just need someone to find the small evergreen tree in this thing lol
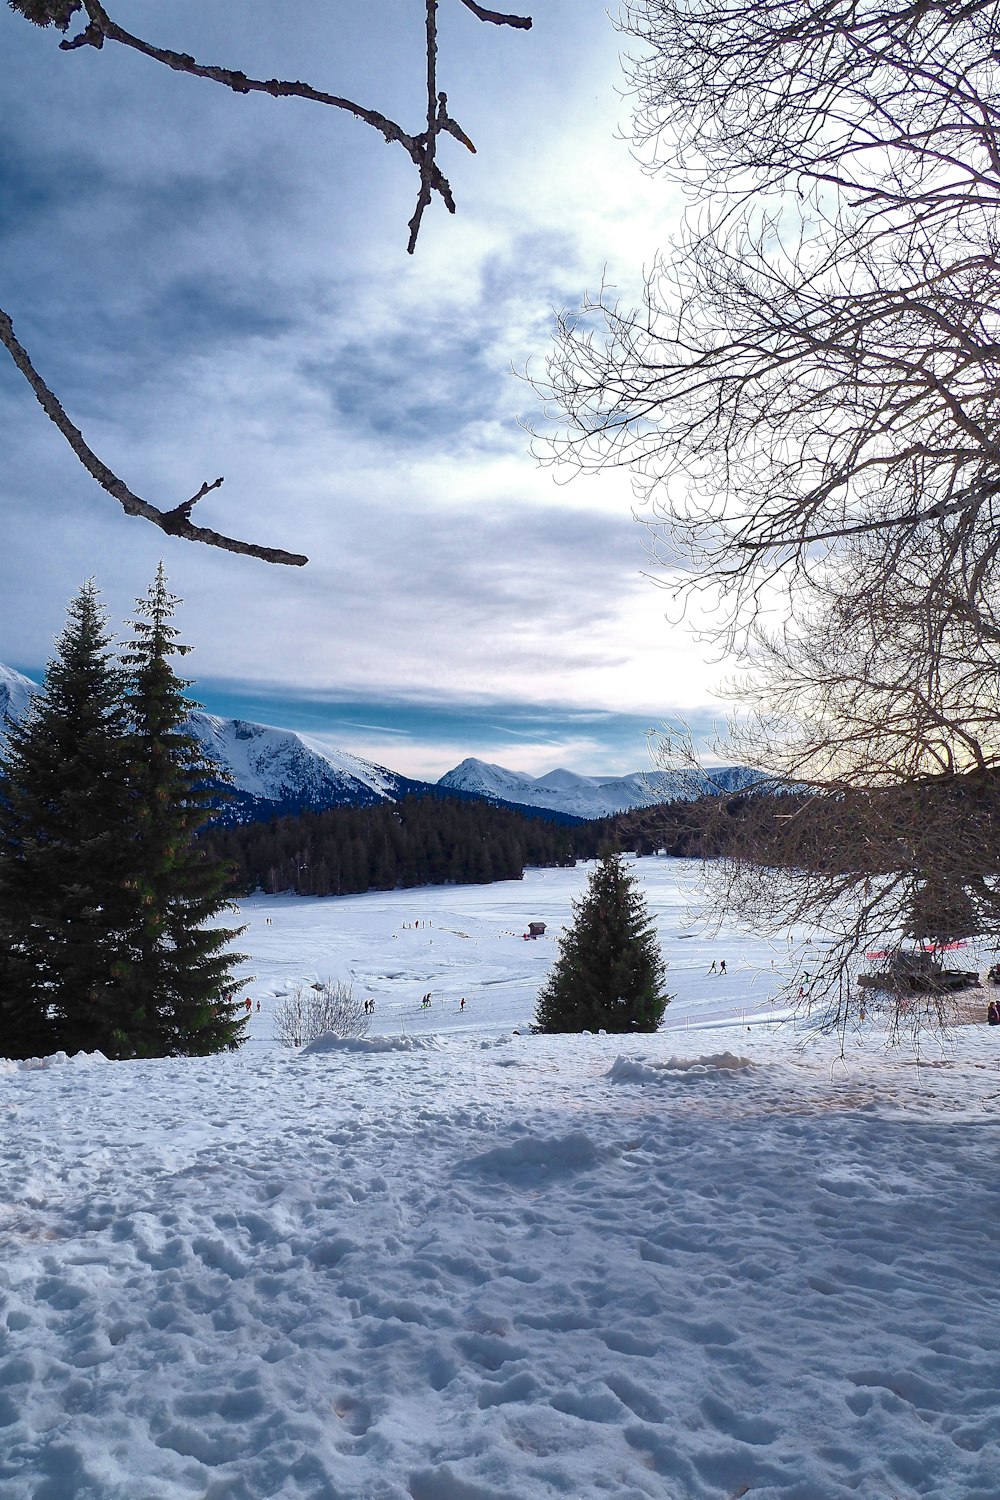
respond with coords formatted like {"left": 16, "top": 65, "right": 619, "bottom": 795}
{"left": 534, "top": 854, "right": 671, "bottom": 1033}
{"left": 0, "top": 581, "right": 133, "bottom": 1057}
{"left": 118, "top": 564, "right": 247, "bottom": 1055}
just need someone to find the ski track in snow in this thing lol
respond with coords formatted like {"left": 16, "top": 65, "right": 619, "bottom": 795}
{"left": 3, "top": 857, "right": 1000, "bottom": 1499}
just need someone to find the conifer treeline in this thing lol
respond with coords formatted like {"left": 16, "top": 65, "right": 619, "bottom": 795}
{"left": 201, "top": 794, "right": 613, "bottom": 897}
{"left": 606, "top": 801, "right": 704, "bottom": 859}
{"left": 198, "top": 786, "right": 754, "bottom": 901}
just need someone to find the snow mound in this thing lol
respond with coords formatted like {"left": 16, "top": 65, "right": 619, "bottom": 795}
{"left": 608, "top": 1052, "right": 754, "bottom": 1084}
{"left": 459, "top": 1130, "right": 609, "bottom": 1180}
{"left": 3, "top": 1050, "right": 109, "bottom": 1072}
{"left": 300, "top": 1033, "right": 442, "bottom": 1056}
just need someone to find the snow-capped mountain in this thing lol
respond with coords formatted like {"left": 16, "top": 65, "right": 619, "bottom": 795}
{"left": 1, "top": 664, "right": 763, "bottom": 824}
{"left": 437, "top": 757, "right": 763, "bottom": 820}
{"left": 0, "top": 664, "right": 37, "bottom": 734}
{"left": 183, "top": 712, "right": 428, "bottom": 818}
{"left": 0, "top": 666, "right": 428, "bottom": 820}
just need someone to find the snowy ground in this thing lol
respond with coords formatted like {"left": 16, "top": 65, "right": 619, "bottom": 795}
{"left": 3, "top": 857, "right": 1000, "bottom": 1499}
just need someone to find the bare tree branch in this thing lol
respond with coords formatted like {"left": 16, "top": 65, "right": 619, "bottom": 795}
{"left": 535, "top": 0, "right": 1000, "bottom": 641}
{"left": 2, "top": 0, "right": 533, "bottom": 561}
{"left": 458, "top": 0, "right": 533, "bottom": 27}
{"left": 62, "top": 0, "right": 462, "bottom": 236}
{"left": 408, "top": 1, "right": 445, "bottom": 254}
{"left": 734, "top": 479, "right": 1000, "bottom": 550}
{"left": 0, "top": 308, "right": 309, "bottom": 566}
{"left": 56, "top": 0, "right": 530, "bottom": 254}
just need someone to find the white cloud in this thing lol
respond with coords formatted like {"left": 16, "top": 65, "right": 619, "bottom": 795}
{"left": 0, "top": 0, "right": 726, "bottom": 772}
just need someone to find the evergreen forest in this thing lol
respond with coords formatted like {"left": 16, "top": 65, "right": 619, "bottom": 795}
{"left": 0, "top": 573, "right": 246, "bottom": 1061}
{"left": 200, "top": 793, "right": 613, "bottom": 898}
{"left": 198, "top": 784, "right": 797, "bottom": 903}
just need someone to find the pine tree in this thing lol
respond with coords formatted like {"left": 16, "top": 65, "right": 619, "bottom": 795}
{"left": 0, "top": 581, "right": 133, "bottom": 1057}
{"left": 117, "top": 564, "right": 246, "bottom": 1056}
{"left": 534, "top": 854, "right": 671, "bottom": 1034}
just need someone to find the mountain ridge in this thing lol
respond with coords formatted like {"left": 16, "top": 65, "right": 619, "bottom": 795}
{"left": 437, "top": 755, "right": 764, "bottom": 821}
{"left": 0, "top": 665, "right": 762, "bottom": 823}
{"left": 0, "top": 665, "right": 433, "bottom": 821}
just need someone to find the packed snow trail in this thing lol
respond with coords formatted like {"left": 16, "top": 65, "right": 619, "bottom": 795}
{"left": 5, "top": 1035, "right": 1000, "bottom": 1498}
{"left": 3, "top": 859, "right": 1000, "bottom": 1498}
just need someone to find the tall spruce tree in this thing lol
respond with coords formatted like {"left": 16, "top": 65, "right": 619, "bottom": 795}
{"left": 118, "top": 564, "right": 246, "bottom": 1056}
{"left": 534, "top": 854, "right": 671, "bottom": 1034}
{"left": 0, "top": 581, "right": 133, "bottom": 1057}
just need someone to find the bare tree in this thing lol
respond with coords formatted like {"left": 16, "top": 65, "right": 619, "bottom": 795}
{"left": 653, "top": 545, "right": 1000, "bottom": 1039}
{"left": 3, "top": 0, "right": 532, "bottom": 564}
{"left": 274, "top": 979, "right": 369, "bottom": 1048}
{"left": 536, "top": 0, "right": 1000, "bottom": 650}
{"left": 722, "top": 537, "right": 1000, "bottom": 787}
{"left": 533, "top": 0, "right": 1000, "bottom": 1036}
{"left": 685, "top": 769, "right": 1000, "bottom": 1045}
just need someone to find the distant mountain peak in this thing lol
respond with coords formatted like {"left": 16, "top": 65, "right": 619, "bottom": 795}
{"left": 0, "top": 664, "right": 39, "bottom": 741}
{"left": 1, "top": 667, "right": 763, "bottom": 825}
{"left": 0, "top": 665, "right": 429, "bottom": 822}
{"left": 438, "top": 755, "right": 763, "bottom": 818}
{"left": 534, "top": 768, "right": 594, "bottom": 790}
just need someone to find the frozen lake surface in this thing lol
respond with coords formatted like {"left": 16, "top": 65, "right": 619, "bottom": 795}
{"left": 3, "top": 857, "right": 1000, "bottom": 1499}
{"left": 232, "top": 855, "right": 814, "bottom": 1043}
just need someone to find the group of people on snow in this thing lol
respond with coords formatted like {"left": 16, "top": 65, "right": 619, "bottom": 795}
{"left": 418, "top": 992, "right": 466, "bottom": 1011}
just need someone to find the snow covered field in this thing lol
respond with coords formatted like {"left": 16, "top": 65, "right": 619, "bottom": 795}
{"left": 3, "top": 857, "right": 1000, "bottom": 1499}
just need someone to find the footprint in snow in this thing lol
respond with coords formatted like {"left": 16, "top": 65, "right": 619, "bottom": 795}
{"left": 333, "top": 1393, "right": 372, "bottom": 1435}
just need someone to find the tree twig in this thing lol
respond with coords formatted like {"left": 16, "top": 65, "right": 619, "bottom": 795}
{"left": 7, "top": 0, "right": 533, "bottom": 560}
{"left": 0, "top": 308, "right": 308, "bottom": 566}
{"left": 457, "top": 0, "right": 532, "bottom": 27}
{"left": 59, "top": 0, "right": 532, "bottom": 251}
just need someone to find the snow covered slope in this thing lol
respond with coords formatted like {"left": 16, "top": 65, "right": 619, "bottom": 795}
{"left": 183, "top": 711, "right": 427, "bottom": 817}
{"left": 438, "top": 755, "right": 762, "bottom": 818}
{"left": 3, "top": 860, "right": 999, "bottom": 1500}
{"left": 0, "top": 663, "right": 38, "bottom": 740}
{"left": 0, "top": 664, "right": 427, "bottom": 819}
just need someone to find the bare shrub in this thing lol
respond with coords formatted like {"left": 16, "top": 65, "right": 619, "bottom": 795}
{"left": 274, "top": 980, "right": 369, "bottom": 1049}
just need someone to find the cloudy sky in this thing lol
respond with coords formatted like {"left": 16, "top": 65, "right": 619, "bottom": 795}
{"left": 0, "top": 0, "right": 734, "bottom": 779}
